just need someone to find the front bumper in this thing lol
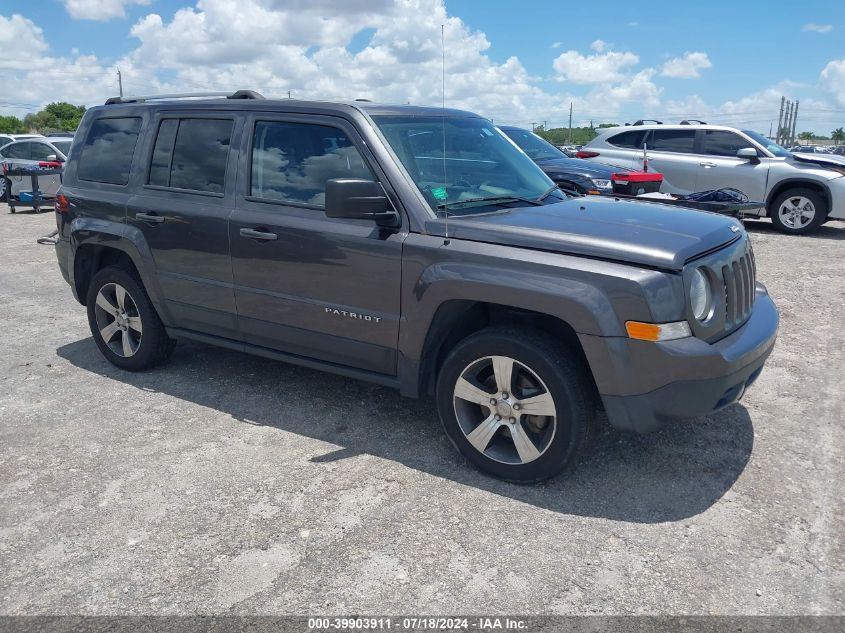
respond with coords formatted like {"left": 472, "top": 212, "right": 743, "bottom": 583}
{"left": 581, "top": 282, "right": 779, "bottom": 433}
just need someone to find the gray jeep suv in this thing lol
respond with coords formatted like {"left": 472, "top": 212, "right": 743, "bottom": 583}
{"left": 53, "top": 91, "right": 779, "bottom": 481}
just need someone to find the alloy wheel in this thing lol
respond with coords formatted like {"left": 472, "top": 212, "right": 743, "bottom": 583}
{"left": 452, "top": 355, "right": 557, "bottom": 465}
{"left": 93, "top": 282, "right": 143, "bottom": 357}
{"left": 777, "top": 196, "right": 816, "bottom": 230}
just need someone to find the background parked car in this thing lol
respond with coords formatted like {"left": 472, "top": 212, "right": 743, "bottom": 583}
{"left": 0, "top": 133, "right": 42, "bottom": 148}
{"left": 789, "top": 145, "right": 830, "bottom": 154}
{"left": 581, "top": 122, "right": 845, "bottom": 234}
{"left": 0, "top": 136, "right": 72, "bottom": 202}
{"left": 499, "top": 126, "right": 625, "bottom": 195}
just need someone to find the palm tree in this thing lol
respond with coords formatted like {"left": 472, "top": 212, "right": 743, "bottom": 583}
{"left": 797, "top": 131, "right": 815, "bottom": 141}
{"left": 832, "top": 127, "right": 845, "bottom": 146}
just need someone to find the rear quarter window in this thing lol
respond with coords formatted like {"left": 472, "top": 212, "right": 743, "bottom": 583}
{"left": 77, "top": 117, "right": 142, "bottom": 185}
{"left": 607, "top": 130, "right": 647, "bottom": 149}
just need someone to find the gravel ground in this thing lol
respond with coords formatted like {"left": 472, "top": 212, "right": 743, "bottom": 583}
{"left": 0, "top": 204, "right": 843, "bottom": 616}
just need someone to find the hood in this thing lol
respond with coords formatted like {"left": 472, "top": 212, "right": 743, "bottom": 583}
{"left": 429, "top": 196, "right": 743, "bottom": 270}
{"left": 791, "top": 152, "right": 845, "bottom": 173}
{"left": 535, "top": 157, "right": 628, "bottom": 180}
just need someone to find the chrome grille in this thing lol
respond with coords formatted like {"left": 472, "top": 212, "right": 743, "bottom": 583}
{"left": 722, "top": 248, "right": 756, "bottom": 327}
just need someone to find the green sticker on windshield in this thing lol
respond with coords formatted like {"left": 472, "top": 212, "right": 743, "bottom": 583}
{"left": 431, "top": 187, "right": 447, "bottom": 201}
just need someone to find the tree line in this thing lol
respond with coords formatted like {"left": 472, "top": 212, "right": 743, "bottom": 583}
{"left": 0, "top": 102, "right": 86, "bottom": 135}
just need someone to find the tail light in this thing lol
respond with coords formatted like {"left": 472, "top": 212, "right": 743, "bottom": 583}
{"left": 576, "top": 150, "right": 600, "bottom": 159}
{"left": 55, "top": 194, "right": 70, "bottom": 214}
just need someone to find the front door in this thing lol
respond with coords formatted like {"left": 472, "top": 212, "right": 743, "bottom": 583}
{"left": 126, "top": 114, "right": 242, "bottom": 338}
{"left": 229, "top": 115, "right": 404, "bottom": 375}
{"left": 694, "top": 130, "right": 770, "bottom": 204}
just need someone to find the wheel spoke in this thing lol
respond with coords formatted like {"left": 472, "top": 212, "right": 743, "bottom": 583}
{"left": 121, "top": 330, "right": 134, "bottom": 356}
{"left": 127, "top": 316, "right": 143, "bottom": 334}
{"left": 95, "top": 291, "right": 118, "bottom": 315}
{"left": 510, "top": 421, "right": 541, "bottom": 463}
{"left": 454, "top": 377, "right": 493, "bottom": 406}
{"left": 518, "top": 392, "right": 555, "bottom": 417}
{"left": 492, "top": 356, "right": 514, "bottom": 394}
{"left": 466, "top": 414, "right": 501, "bottom": 454}
{"left": 100, "top": 320, "right": 120, "bottom": 343}
{"left": 115, "top": 285, "right": 127, "bottom": 311}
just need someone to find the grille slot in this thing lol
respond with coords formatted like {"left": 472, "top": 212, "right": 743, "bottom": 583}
{"left": 722, "top": 250, "right": 756, "bottom": 327}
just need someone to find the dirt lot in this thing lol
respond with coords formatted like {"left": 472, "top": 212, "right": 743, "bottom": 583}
{"left": 0, "top": 204, "right": 843, "bottom": 615}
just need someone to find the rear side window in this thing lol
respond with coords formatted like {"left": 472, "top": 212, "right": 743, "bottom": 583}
{"left": 3, "top": 143, "right": 30, "bottom": 159}
{"left": 250, "top": 121, "right": 372, "bottom": 207}
{"left": 607, "top": 130, "right": 647, "bottom": 149}
{"left": 148, "top": 118, "right": 233, "bottom": 194}
{"left": 77, "top": 117, "right": 142, "bottom": 185}
{"left": 703, "top": 130, "right": 755, "bottom": 157}
{"left": 647, "top": 130, "right": 696, "bottom": 153}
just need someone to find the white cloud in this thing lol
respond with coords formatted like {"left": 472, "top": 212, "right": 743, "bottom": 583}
{"left": 802, "top": 23, "right": 832, "bottom": 33}
{"left": 820, "top": 59, "right": 845, "bottom": 106}
{"left": 551, "top": 41, "right": 562, "bottom": 49}
{"left": 64, "top": 0, "right": 151, "bottom": 21}
{"left": 660, "top": 52, "right": 712, "bottom": 79}
{"left": 0, "top": 14, "right": 48, "bottom": 69}
{"left": 590, "top": 39, "right": 607, "bottom": 52}
{"left": 552, "top": 49, "right": 639, "bottom": 84}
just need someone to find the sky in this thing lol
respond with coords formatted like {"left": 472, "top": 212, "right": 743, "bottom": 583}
{"left": 1, "top": 0, "right": 844, "bottom": 136}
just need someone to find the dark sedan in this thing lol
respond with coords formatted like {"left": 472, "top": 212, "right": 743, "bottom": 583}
{"left": 499, "top": 125, "right": 628, "bottom": 195}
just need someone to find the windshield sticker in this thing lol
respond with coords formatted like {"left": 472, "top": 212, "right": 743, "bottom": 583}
{"left": 431, "top": 187, "right": 447, "bottom": 200}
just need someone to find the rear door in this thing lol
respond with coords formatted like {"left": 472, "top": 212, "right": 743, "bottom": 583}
{"left": 642, "top": 129, "right": 701, "bottom": 193}
{"left": 229, "top": 114, "right": 404, "bottom": 375}
{"left": 29, "top": 141, "right": 62, "bottom": 196}
{"left": 693, "top": 130, "right": 769, "bottom": 202}
{"left": 125, "top": 113, "right": 242, "bottom": 339}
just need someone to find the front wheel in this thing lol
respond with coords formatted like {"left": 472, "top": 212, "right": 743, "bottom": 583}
{"left": 436, "top": 327, "right": 595, "bottom": 482}
{"left": 86, "top": 266, "right": 175, "bottom": 371}
{"left": 769, "top": 188, "right": 828, "bottom": 235}
{"left": 0, "top": 177, "right": 9, "bottom": 203}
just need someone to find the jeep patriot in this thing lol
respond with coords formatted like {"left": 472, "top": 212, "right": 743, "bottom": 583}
{"left": 53, "top": 91, "right": 779, "bottom": 481}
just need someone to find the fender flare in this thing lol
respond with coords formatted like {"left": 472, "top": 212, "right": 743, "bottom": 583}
{"left": 69, "top": 218, "right": 171, "bottom": 325}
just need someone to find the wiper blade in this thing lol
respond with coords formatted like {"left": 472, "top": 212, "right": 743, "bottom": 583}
{"left": 437, "top": 195, "right": 544, "bottom": 210}
{"left": 535, "top": 185, "right": 560, "bottom": 202}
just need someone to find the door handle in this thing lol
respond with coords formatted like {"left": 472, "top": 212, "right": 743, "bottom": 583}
{"left": 240, "top": 227, "right": 277, "bottom": 241}
{"left": 135, "top": 212, "right": 165, "bottom": 224}
{"left": 699, "top": 161, "right": 716, "bottom": 168}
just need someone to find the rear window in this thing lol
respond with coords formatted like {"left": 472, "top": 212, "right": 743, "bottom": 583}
{"left": 147, "top": 118, "right": 233, "bottom": 194}
{"left": 77, "top": 117, "right": 142, "bottom": 185}
{"left": 607, "top": 130, "right": 647, "bottom": 149}
{"left": 647, "top": 129, "right": 696, "bottom": 153}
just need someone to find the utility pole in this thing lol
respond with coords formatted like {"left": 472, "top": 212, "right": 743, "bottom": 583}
{"left": 776, "top": 96, "right": 785, "bottom": 143}
{"left": 531, "top": 122, "right": 537, "bottom": 132}
{"left": 568, "top": 102, "right": 573, "bottom": 144}
{"left": 768, "top": 122, "right": 772, "bottom": 138}
{"left": 117, "top": 68, "right": 123, "bottom": 97}
{"left": 791, "top": 100, "right": 799, "bottom": 145}
{"left": 544, "top": 120, "right": 547, "bottom": 132}
{"left": 288, "top": 90, "right": 291, "bottom": 99}
{"left": 783, "top": 101, "right": 792, "bottom": 145}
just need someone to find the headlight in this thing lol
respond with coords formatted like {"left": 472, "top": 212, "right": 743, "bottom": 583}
{"left": 690, "top": 268, "right": 713, "bottom": 322}
{"left": 590, "top": 178, "right": 612, "bottom": 190}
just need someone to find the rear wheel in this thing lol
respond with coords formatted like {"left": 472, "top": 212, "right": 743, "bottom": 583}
{"left": 769, "top": 188, "right": 827, "bottom": 235}
{"left": 86, "top": 266, "right": 175, "bottom": 371}
{"left": 0, "top": 177, "right": 8, "bottom": 203}
{"left": 436, "top": 327, "right": 595, "bottom": 482}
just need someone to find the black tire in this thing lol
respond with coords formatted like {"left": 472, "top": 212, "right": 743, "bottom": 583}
{"left": 86, "top": 265, "right": 175, "bottom": 371}
{"left": 0, "top": 177, "right": 9, "bottom": 203}
{"left": 769, "top": 187, "right": 828, "bottom": 235}
{"left": 436, "top": 326, "right": 595, "bottom": 483}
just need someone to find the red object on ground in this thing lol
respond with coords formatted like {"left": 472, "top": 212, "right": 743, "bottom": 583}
{"left": 611, "top": 171, "right": 663, "bottom": 195}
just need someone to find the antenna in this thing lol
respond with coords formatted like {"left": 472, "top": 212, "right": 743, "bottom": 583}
{"left": 441, "top": 23, "right": 449, "bottom": 243}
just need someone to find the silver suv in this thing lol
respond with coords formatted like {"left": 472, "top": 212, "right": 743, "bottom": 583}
{"left": 0, "top": 136, "right": 72, "bottom": 202}
{"left": 583, "top": 122, "right": 845, "bottom": 234}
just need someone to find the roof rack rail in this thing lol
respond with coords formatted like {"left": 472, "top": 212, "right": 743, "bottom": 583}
{"left": 632, "top": 119, "right": 663, "bottom": 126}
{"left": 680, "top": 119, "right": 707, "bottom": 125}
{"left": 104, "top": 90, "right": 265, "bottom": 105}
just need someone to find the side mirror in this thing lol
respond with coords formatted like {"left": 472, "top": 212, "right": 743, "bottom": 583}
{"left": 325, "top": 179, "right": 398, "bottom": 225}
{"left": 736, "top": 147, "right": 760, "bottom": 164}
{"left": 46, "top": 154, "right": 63, "bottom": 163}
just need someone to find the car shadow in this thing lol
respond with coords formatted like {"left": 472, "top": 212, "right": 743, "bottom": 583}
{"left": 742, "top": 217, "right": 845, "bottom": 240}
{"left": 56, "top": 338, "right": 755, "bottom": 524}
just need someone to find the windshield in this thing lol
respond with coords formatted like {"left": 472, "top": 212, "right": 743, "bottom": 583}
{"left": 742, "top": 130, "right": 791, "bottom": 157}
{"left": 373, "top": 115, "right": 555, "bottom": 215}
{"left": 52, "top": 141, "right": 72, "bottom": 157}
{"left": 500, "top": 127, "right": 565, "bottom": 161}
